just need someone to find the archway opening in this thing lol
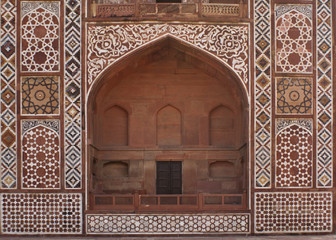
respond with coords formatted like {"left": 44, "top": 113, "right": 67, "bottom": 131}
{"left": 88, "top": 37, "right": 248, "bottom": 212}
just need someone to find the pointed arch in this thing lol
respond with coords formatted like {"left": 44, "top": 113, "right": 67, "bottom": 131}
{"left": 276, "top": 122, "right": 312, "bottom": 188}
{"left": 156, "top": 105, "right": 182, "bottom": 146}
{"left": 22, "top": 123, "right": 60, "bottom": 189}
{"left": 87, "top": 35, "right": 249, "bottom": 107}
{"left": 209, "top": 105, "right": 236, "bottom": 147}
{"left": 98, "top": 105, "right": 128, "bottom": 147}
{"left": 86, "top": 36, "right": 250, "bottom": 209}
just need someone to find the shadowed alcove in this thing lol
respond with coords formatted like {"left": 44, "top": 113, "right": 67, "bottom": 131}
{"left": 87, "top": 37, "right": 248, "bottom": 212}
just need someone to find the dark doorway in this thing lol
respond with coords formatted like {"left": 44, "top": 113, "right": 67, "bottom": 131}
{"left": 156, "top": 161, "right": 182, "bottom": 194}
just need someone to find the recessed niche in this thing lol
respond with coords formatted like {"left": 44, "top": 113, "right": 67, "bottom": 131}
{"left": 157, "top": 105, "right": 182, "bottom": 146}
{"left": 209, "top": 105, "right": 235, "bottom": 147}
{"left": 103, "top": 161, "right": 129, "bottom": 178}
{"left": 101, "top": 105, "right": 128, "bottom": 146}
{"left": 88, "top": 38, "right": 248, "bottom": 211}
{"left": 209, "top": 161, "right": 235, "bottom": 178}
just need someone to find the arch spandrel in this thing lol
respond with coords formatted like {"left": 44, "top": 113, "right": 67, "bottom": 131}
{"left": 86, "top": 23, "right": 249, "bottom": 95}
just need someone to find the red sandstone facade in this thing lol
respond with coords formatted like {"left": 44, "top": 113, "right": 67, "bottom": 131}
{"left": 0, "top": 0, "right": 335, "bottom": 236}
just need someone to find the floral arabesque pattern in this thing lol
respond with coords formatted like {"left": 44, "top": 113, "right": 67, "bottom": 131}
{"left": 87, "top": 24, "right": 249, "bottom": 91}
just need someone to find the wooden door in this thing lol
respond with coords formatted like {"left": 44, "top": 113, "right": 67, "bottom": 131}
{"left": 156, "top": 161, "right": 182, "bottom": 194}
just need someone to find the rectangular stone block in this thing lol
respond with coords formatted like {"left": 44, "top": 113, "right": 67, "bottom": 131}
{"left": 181, "top": 4, "right": 196, "bottom": 13}
{"left": 157, "top": 4, "right": 179, "bottom": 14}
{"left": 139, "top": 4, "right": 156, "bottom": 14}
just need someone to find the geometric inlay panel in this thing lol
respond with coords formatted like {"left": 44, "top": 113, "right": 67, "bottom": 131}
{"left": 64, "top": 0, "right": 82, "bottom": 189}
{"left": 21, "top": 120, "right": 60, "bottom": 189}
{"left": 21, "top": 2, "right": 60, "bottom": 72}
{"left": 254, "top": 0, "right": 272, "bottom": 188}
{"left": 255, "top": 192, "right": 332, "bottom": 233}
{"left": 276, "top": 119, "right": 313, "bottom": 188}
{"left": 276, "top": 78, "right": 312, "bottom": 114}
{"left": 1, "top": 193, "right": 82, "bottom": 234}
{"left": 87, "top": 23, "right": 249, "bottom": 91}
{"left": 21, "top": 76, "right": 59, "bottom": 115}
{"left": 275, "top": 5, "right": 313, "bottom": 73}
{"left": 0, "top": 0, "right": 17, "bottom": 188}
{"left": 316, "top": 0, "right": 333, "bottom": 187}
{"left": 87, "top": 214, "right": 250, "bottom": 234}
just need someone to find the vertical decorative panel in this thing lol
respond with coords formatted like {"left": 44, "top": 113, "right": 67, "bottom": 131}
{"left": 316, "top": 0, "right": 333, "bottom": 187}
{"left": 275, "top": 5, "right": 313, "bottom": 73}
{"left": 276, "top": 119, "right": 312, "bottom": 188}
{"left": 1, "top": 193, "right": 82, "bottom": 234}
{"left": 0, "top": 0, "right": 17, "bottom": 188}
{"left": 254, "top": 0, "right": 272, "bottom": 187}
{"left": 21, "top": 76, "right": 60, "bottom": 115}
{"left": 21, "top": 2, "right": 60, "bottom": 72}
{"left": 22, "top": 120, "right": 60, "bottom": 189}
{"left": 64, "top": 0, "right": 82, "bottom": 188}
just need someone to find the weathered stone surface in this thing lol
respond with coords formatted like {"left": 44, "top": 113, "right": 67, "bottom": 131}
{"left": 181, "top": 4, "right": 197, "bottom": 13}
{"left": 157, "top": 4, "right": 179, "bottom": 13}
{"left": 139, "top": 4, "right": 156, "bottom": 14}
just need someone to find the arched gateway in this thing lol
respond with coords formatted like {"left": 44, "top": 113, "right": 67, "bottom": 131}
{"left": 87, "top": 37, "right": 249, "bottom": 212}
